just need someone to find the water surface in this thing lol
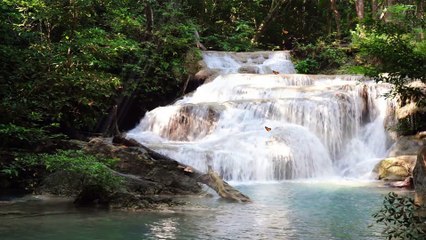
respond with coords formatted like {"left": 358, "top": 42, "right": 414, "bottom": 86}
{"left": 0, "top": 181, "right": 406, "bottom": 240}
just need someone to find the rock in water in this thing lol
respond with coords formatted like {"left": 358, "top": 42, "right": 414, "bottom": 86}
{"left": 85, "top": 137, "right": 202, "bottom": 195}
{"left": 83, "top": 137, "right": 251, "bottom": 206}
{"left": 373, "top": 155, "right": 417, "bottom": 181}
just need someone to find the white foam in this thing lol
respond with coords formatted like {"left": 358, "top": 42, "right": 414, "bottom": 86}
{"left": 127, "top": 52, "right": 395, "bottom": 181}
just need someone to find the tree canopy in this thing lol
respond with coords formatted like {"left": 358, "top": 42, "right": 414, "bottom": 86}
{"left": 0, "top": 0, "right": 424, "bottom": 143}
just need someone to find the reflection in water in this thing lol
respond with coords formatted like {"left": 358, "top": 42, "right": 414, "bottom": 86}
{"left": 146, "top": 218, "right": 179, "bottom": 239}
{"left": 0, "top": 182, "right": 408, "bottom": 240}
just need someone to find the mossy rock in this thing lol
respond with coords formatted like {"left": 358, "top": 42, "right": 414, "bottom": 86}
{"left": 373, "top": 155, "right": 417, "bottom": 181}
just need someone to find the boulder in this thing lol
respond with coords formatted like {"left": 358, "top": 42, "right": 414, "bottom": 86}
{"left": 84, "top": 138, "right": 202, "bottom": 195}
{"left": 193, "top": 69, "right": 219, "bottom": 83}
{"left": 373, "top": 155, "right": 417, "bottom": 181}
{"left": 84, "top": 137, "right": 251, "bottom": 203}
{"left": 396, "top": 81, "right": 426, "bottom": 119}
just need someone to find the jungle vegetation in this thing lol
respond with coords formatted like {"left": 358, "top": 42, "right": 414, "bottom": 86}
{"left": 0, "top": 0, "right": 424, "bottom": 207}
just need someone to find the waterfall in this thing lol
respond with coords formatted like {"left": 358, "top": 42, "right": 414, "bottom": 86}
{"left": 128, "top": 51, "right": 395, "bottom": 181}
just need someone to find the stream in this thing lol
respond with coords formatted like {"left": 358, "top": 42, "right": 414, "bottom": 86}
{"left": 1, "top": 181, "right": 408, "bottom": 240}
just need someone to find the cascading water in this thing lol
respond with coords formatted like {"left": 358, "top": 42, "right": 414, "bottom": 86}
{"left": 128, "top": 51, "right": 395, "bottom": 182}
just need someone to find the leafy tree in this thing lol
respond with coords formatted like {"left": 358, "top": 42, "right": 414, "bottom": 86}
{"left": 0, "top": 0, "right": 199, "bottom": 137}
{"left": 352, "top": 4, "right": 426, "bottom": 106}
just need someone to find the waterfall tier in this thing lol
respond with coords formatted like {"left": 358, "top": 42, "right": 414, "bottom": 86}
{"left": 128, "top": 51, "right": 395, "bottom": 181}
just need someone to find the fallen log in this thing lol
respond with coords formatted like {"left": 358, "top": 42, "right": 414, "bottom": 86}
{"left": 112, "top": 135, "right": 251, "bottom": 203}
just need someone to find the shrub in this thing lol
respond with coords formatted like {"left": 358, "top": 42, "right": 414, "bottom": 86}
{"left": 0, "top": 123, "right": 65, "bottom": 149}
{"left": 373, "top": 192, "right": 425, "bottom": 239}
{"left": 41, "top": 150, "right": 121, "bottom": 191}
{"left": 0, "top": 150, "right": 122, "bottom": 193}
{"left": 295, "top": 58, "right": 319, "bottom": 74}
{"left": 293, "top": 37, "right": 349, "bottom": 74}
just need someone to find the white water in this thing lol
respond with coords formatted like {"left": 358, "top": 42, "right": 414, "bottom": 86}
{"left": 128, "top": 51, "right": 395, "bottom": 182}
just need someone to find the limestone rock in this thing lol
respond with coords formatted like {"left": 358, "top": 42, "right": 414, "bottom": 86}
{"left": 396, "top": 102, "right": 426, "bottom": 120}
{"left": 193, "top": 69, "right": 219, "bottom": 83}
{"left": 84, "top": 138, "right": 202, "bottom": 195}
{"left": 238, "top": 65, "right": 260, "bottom": 74}
{"left": 414, "top": 144, "right": 426, "bottom": 206}
{"left": 373, "top": 155, "right": 417, "bottom": 181}
{"left": 387, "top": 136, "right": 423, "bottom": 157}
{"left": 385, "top": 176, "right": 413, "bottom": 188}
{"left": 79, "top": 137, "right": 251, "bottom": 206}
{"left": 396, "top": 81, "right": 426, "bottom": 119}
{"left": 417, "top": 131, "right": 426, "bottom": 139}
{"left": 413, "top": 143, "right": 426, "bottom": 232}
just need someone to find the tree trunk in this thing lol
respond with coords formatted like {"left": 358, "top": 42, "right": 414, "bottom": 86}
{"left": 417, "top": 0, "right": 424, "bottom": 40}
{"left": 418, "top": 0, "right": 425, "bottom": 19}
{"left": 371, "top": 0, "right": 378, "bottom": 20}
{"left": 102, "top": 105, "right": 120, "bottom": 137}
{"left": 252, "top": 0, "right": 288, "bottom": 44}
{"left": 355, "top": 0, "right": 365, "bottom": 20}
{"left": 381, "top": 0, "right": 394, "bottom": 21}
{"left": 194, "top": 30, "right": 206, "bottom": 50}
{"left": 330, "top": 0, "right": 341, "bottom": 37}
{"left": 144, "top": 2, "right": 154, "bottom": 40}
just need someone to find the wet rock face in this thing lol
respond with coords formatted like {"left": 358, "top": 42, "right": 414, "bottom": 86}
{"left": 192, "top": 69, "right": 219, "bottom": 85}
{"left": 388, "top": 136, "right": 423, "bottom": 157}
{"left": 238, "top": 65, "right": 260, "bottom": 74}
{"left": 84, "top": 138, "right": 202, "bottom": 196}
{"left": 164, "top": 105, "right": 220, "bottom": 141}
{"left": 65, "top": 138, "right": 204, "bottom": 209}
{"left": 414, "top": 144, "right": 426, "bottom": 206}
{"left": 373, "top": 155, "right": 417, "bottom": 181}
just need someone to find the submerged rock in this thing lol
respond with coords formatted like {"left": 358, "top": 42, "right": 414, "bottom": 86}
{"left": 73, "top": 185, "right": 181, "bottom": 210}
{"left": 385, "top": 176, "right": 413, "bottom": 189}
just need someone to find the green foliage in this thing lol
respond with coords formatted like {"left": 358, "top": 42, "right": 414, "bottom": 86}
{"left": 1, "top": 150, "right": 122, "bottom": 192}
{"left": 373, "top": 192, "right": 425, "bottom": 240}
{"left": 0, "top": 124, "right": 45, "bottom": 147}
{"left": 339, "top": 65, "right": 375, "bottom": 75}
{"left": 293, "top": 37, "right": 349, "bottom": 74}
{"left": 0, "top": 123, "right": 65, "bottom": 149}
{"left": 295, "top": 59, "right": 319, "bottom": 74}
{"left": 0, "top": 0, "right": 199, "bottom": 135}
{"left": 395, "top": 112, "right": 426, "bottom": 136}
{"left": 0, "top": 0, "right": 423, "bottom": 139}
{"left": 40, "top": 150, "right": 121, "bottom": 191}
{"left": 352, "top": 7, "right": 426, "bottom": 133}
{"left": 203, "top": 20, "right": 256, "bottom": 51}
